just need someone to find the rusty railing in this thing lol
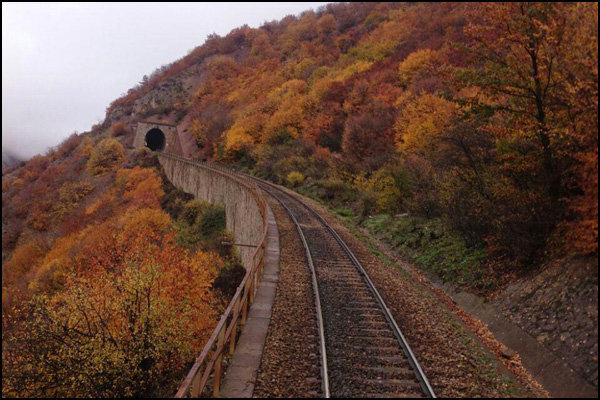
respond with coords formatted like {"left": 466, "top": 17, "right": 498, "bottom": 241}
{"left": 158, "top": 153, "right": 268, "bottom": 398}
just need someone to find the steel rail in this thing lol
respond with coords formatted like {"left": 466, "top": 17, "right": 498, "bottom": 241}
{"left": 251, "top": 176, "right": 436, "bottom": 398}
{"left": 260, "top": 187, "right": 331, "bottom": 398}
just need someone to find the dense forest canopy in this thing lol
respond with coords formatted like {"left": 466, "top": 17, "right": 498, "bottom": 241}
{"left": 106, "top": 1, "right": 596, "bottom": 263}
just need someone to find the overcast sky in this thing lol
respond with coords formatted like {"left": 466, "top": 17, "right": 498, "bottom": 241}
{"left": 2, "top": 2, "right": 329, "bottom": 159}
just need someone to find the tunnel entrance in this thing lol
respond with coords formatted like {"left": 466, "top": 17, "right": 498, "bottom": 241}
{"left": 145, "top": 128, "right": 166, "bottom": 151}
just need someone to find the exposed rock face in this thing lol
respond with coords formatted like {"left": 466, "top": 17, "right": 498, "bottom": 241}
{"left": 132, "top": 75, "right": 188, "bottom": 117}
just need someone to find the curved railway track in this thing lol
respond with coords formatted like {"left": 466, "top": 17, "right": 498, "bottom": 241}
{"left": 251, "top": 176, "right": 436, "bottom": 398}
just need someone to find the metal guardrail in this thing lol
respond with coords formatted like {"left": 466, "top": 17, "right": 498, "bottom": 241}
{"left": 157, "top": 153, "right": 269, "bottom": 398}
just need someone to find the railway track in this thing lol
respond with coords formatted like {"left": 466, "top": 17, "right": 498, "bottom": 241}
{"left": 252, "top": 177, "right": 436, "bottom": 398}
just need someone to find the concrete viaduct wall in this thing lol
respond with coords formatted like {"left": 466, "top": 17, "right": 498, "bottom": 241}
{"left": 158, "top": 153, "right": 265, "bottom": 270}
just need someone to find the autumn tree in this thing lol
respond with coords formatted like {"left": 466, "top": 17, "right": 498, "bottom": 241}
{"left": 87, "top": 138, "right": 125, "bottom": 176}
{"left": 3, "top": 232, "right": 221, "bottom": 397}
{"left": 342, "top": 99, "right": 395, "bottom": 173}
{"left": 459, "top": 2, "right": 598, "bottom": 255}
{"left": 109, "top": 121, "right": 130, "bottom": 137}
{"left": 3, "top": 167, "right": 225, "bottom": 397}
{"left": 462, "top": 3, "right": 573, "bottom": 200}
{"left": 558, "top": 2, "right": 598, "bottom": 254}
{"left": 2, "top": 241, "right": 45, "bottom": 312}
{"left": 116, "top": 166, "right": 165, "bottom": 208}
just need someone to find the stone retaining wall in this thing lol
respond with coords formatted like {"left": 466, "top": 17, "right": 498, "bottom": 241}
{"left": 158, "top": 154, "right": 264, "bottom": 269}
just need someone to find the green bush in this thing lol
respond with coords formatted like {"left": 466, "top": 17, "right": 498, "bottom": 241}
{"left": 273, "top": 155, "right": 309, "bottom": 183}
{"left": 362, "top": 214, "right": 493, "bottom": 291}
{"left": 201, "top": 206, "right": 226, "bottom": 238}
{"left": 266, "top": 129, "right": 294, "bottom": 146}
{"left": 159, "top": 179, "right": 194, "bottom": 221}
{"left": 173, "top": 200, "right": 225, "bottom": 251}
{"left": 313, "top": 177, "right": 356, "bottom": 204}
{"left": 180, "top": 200, "right": 210, "bottom": 226}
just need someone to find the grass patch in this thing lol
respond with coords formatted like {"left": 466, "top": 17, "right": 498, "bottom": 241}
{"left": 333, "top": 205, "right": 355, "bottom": 222}
{"left": 361, "top": 214, "right": 495, "bottom": 291}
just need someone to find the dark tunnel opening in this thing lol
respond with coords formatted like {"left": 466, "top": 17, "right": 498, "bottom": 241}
{"left": 145, "top": 128, "right": 166, "bottom": 151}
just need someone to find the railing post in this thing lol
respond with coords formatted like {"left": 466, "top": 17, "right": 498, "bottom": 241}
{"left": 229, "top": 298, "right": 240, "bottom": 356}
{"left": 190, "top": 367, "right": 201, "bottom": 398}
{"left": 229, "top": 321, "right": 238, "bottom": 357}
{"left": 253, "top": 273, "right": 258, "bottom": 300}
{"left": 241, "top": 293, "right": 248, "bottom": 326}
{"left": 213, "top": 327, "right": 225, "bottom": 397}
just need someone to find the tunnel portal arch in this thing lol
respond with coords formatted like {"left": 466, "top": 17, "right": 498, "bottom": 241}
{"left": 145, "top": 128, "right": 166, "bottom": 151}
{"left": 134, "top": 121, "right": 185, "bottom": 155}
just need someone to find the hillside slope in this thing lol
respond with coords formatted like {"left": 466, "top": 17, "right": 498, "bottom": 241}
{"left": 100, "top": 1, "right": 600, "bottom": 390}
{"left": 2, "top": 140, "right": 240, "bottom": 396}
{"left": 102, "top": 2, "right": 596, "bottom": 279}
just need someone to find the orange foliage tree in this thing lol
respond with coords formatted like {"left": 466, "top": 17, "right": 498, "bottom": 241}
{"left": 459, "top": 2, "right": 598, "bottom": 255}
{"left": 3, "top": 165, "right": 224, "bottom": 397}
{"left": 3, "top": 228, "right": 221, "bottom": 397}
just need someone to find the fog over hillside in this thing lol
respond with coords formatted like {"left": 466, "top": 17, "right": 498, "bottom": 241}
{"left": 2, "top": 149, "right": 22, "bottom": 169}
{"left": 1, "top": 2, "right": 329, "bottom": 160}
